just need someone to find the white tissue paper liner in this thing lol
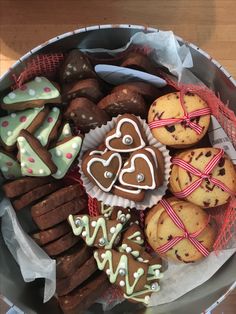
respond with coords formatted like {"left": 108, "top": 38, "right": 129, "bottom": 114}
{"left": 79, "top": 116, "right": 171, "bottom": 210}
{"left": 0, "top": 198, "right": 55, "bottom": 302}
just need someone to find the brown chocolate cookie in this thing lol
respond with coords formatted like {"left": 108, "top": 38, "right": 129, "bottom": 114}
{"left": 31, "top": 222, "right": 71, "bottom": 246}
{"left": 63, "top": 78, "right": 104, "bottom": 103}
{"left": 56, "top": 256, "right": 97, "bottom": 296}
{"left": 98, "top": 90, "right": 147, "bottom": 118}
{"left": 56, "top": 243, "right": 92, "bottom": 279}
{"left": 64, "top": 97, "right": 110, "bottom": 133}
{"left": 31, "top": 184, "right": 84, "bottom": 217}
{"left": 32, "top": 197, "right": 87, "bottom": 230}
{"left": 60, "top": 50, "right": 96, "bottom": 84}
{"left": 12, "top": 180, "right": 63, "bottom": 211}
{"left": 2, "top": 176, "right": 54, "bottom": 198}
{"left": 43, "top": 232, "right": 80, "bottom": 256}
{"left": 58, "top": 272, "right": 110, "bottom": 314}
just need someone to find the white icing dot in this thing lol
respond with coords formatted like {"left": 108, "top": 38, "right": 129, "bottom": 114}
{"left": 67, "top": 64, "right": 72, "bottom": 69}
{"left": 66, "top": 71, "right": 70, "bottom": 76}
{"left": 55, "top": 149, "right": 62, "bottom": 157}
{"left": 81, "top": 114, "right": 86, "bottom": 119}
{"left": 7, "top": 131, "right": 12, "bottom": 136}
{"left": 1, "top": 166, "right": 8, "bottom": 172}
{"left": 39, "top": 169, "right": 44, "bottom": 174}
{"left": 110, "top": 227, "right": 116, "bottom": 234}
{"left": 101, "top": 253, "right": 106, "bottom": 259}
{"left": 89, "top": 116, "right": 93, "bottom": 120}
{"left": 21, "top": 162, "right": 26, "bottom": 167}
{"left": 137, "top": 257, "right": 144, "bottom": 262}
{"left": 52, "top": 107, "right": 59, "bottom": 112}
{"left": 72, "top": 143, "right": 78, "bottom": 149}
{"left": 11, "top": 113, "right": 16, "bottom": 118}
{"left": 91, "top": 221, "right": 97, "bottom": 227}
{"left": 73, "top": 66, "right": 77, "bottom": 72}
{"left": 28, "top": 89, "right": 36, "bottom": 96}
{"left": 106, "top": 269, "right": 111, "bottom": 275}
{"left": 56, "top": 170, "right": 62, "bottom": 176}
{"left": 8, "top": 92, "right": 16, "bottom": 99}
{"left": 119, "top": 280, "right": 125, "bottom": 287}
{"left": 21, "top": 148, "right": 26, "bottom": 154}
{"left": 82, "top": 231, "right": 87, "bottom": 237}
{"left": 126, "top": 247, "right": 132, "bottom": 253}
{"left": 133, "top": 272, "right": 139, "bottom": 279}
{"left": 37, "top": 135, "right": 42, "bottom": 140}
{"left": 35, "top": 77, "right": 42, "bottom": 83}
{"left": 136, "top": 237, "right": 141, "bottom": 241}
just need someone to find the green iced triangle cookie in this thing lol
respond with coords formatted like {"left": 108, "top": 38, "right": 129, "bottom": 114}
{"left": 34, "top": 107, "right": 60, "bottom": 146}
{"left": 0, "top": 107, "right": 44, "bottom": 146}
{"left": 3, "top": 77, "right": 60, "bottom": 105}
{"left": 0, "top": 151, "right": 22, "bottom": 179}
{"left": 58, "top": 123, "right": 72, "bottom": 141}
{"left": 17, "top": 136, "right": 52, "bottom": 176}
{"left": 50, "top": 136, "right": 82, "bottom": 179}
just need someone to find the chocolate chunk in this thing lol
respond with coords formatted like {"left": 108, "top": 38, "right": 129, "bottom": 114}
{"left": 218, "top": 168, "right": 225, "bottom": 176}
{"left": 215, "top": 199, "right": 219, "bottom": 206}
{"left": 185, "top": 253, "right": 189, "bottom": 257}
{"left": 187, "top": 171, "right": 192, "bottom": 182}
{"left": 165, "top": 125, "right": 176, "bottom": 133}
{"left": 205, "top": 184, "right": 215, "bottom": 191}
{"left": 205, "top": 151, "right": 212, "bottom": 157}
{"left": 218, "top": 157, "right": 225, "bottom": 167}
{"left": 167, "top": 235, "right": 173, "bottom": 241}
{"left": 175, "top": 249, "right": 183, "bottom": 261}
{"left": 195, "top": 152, "right": 203, "bottom": 160}
{"left": 186, "top": 92, "right": 195, "bottom": 97}
{"left": 203, "top": 201, "right": 210, "bottom": 207}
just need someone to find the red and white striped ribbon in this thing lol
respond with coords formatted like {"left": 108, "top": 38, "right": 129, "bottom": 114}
{"left": 156, "top": 199, "right": 210, "bottom": 257}
{"left": 172, "top": 149, "right": 236, "bottom": 198}
{"left": 148, "top": 89, "right": 211, "bottom": 134}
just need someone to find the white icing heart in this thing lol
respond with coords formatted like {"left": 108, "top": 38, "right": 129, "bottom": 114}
{"left": 119, "top": 153, "right": 156, "bottom": 190}
{"left": 145, "top": 147, "right": 158, "bottom": 168}
{"left": 87, "top": 153, "right": 122, "bottom": 192}
{"left": 105, "top": 118, "right": 146, "bottom": 152}
{"left": 89, "top": 147, "right": 108, "bottom": 156}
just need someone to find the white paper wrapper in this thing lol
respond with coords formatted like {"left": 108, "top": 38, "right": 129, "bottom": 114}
{"left": 79, "top": 116, "right": 171, "bottom": 210}
{"left": 0, "top": 198, "right": 55, "bottom": 303}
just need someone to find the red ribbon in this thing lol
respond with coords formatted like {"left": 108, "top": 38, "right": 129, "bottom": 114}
{"left": 172, "top": 149, "right": 236, "bottom": 198}
{"left": 148, "top": 90, "right": 211, "bottom": 135}
{"left": 156, "top": 199, "right": 210, "bottom": 257}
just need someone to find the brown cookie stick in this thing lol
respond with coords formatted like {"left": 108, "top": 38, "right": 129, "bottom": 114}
{"left": 43, "top": 232, "right": 80, "bottom": 256}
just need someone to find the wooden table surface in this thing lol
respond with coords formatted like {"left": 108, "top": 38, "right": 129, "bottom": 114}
{"left": 0, "top": 0, "right": 235, "bottom": 313}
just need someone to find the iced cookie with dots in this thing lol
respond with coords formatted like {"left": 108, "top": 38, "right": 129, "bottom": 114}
{"left": 0, "top": 107, "right": 48, "bottom": 151}
{"left": 119, "top": 225, "right": 145, "bottom": 259}
{"left": 58, "top": 123, "right": 73, "bottom": 142}
{"left": 60, "top": 50, "right": 96, "bottom": 84}
{"left": 97, "top": 89, "right": 147, "bottom": 118}
{"left": 0, "top": 150, "right": 21, "bottom": 180}
{"left": 50, "top": 135, "right": 83, "bottom": 179}
{"left": 17, "top": 130, "right": 57, "bottom": 177}
{"left": 34, "top": 107, "right": 61, "bottom": 147}
{"left": 64, "top": 97, "right": 110, "bottom": 133}
{"left": 94, "top": 249, "right": 162, "bottom": 304}
{"left": 2, "top": 77, "right": 60, "bottom": 111}
{"left": 105, "top": 114, "right": 148, "bottom": 153}
{"left": 119, "top": 149, "right": 158, "bottom": 190}
{"left": 82, "top": 151, "right": 122, "bottom": 192}
{"left": 68, "top": 214, "right": 123, "bottom": 249}
{"left": 148, "top": 92, "right": 210, "bottom": 148}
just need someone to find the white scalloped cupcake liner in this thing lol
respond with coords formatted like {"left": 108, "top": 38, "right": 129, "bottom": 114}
{"left": 78, "top": 116, "right": 171, "bottom": 210}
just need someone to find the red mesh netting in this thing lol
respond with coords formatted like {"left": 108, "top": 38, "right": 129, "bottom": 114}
{"left": 9, "top": 51, "right": 236, "bottom": 253}
{"left": 12, "top": 53, "right": 64, "bottom": 89}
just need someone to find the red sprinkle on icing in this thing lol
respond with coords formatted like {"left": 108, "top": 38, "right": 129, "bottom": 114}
{"left": 20, "top": 116, "right": 27, "bottom": 122}
{"left": 66, "top": 153, "right": 73, "bottom": 159}
{"left": 28, "top": 157, "right": 35, "bottom": 163}
{"left": 6, "top": 162, "right": 13, "bottom": 167}
{"left": 20, "top": 85, "right": 27, "bottom": 91}
{"left": 27, "top": 168, "right": 33, "bottom": 174}
{"left": 47, "top": 117, "right": 53, "bottom": 123}
{"left": 1, "top": 121, "right": 9, "bottom": 127}
{"left": 44, "top": 87, "right": 51, "bottom": 93}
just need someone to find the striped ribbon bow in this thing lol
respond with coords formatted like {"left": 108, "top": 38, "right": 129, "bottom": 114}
{"left": 148, "top": 90, "right": 211, "bottom": 135}
{"left": 156, "top": 199, "right": 210, "bottom": 257}
{"left": 172, "top": 149, "right": 235, "bottom": 199}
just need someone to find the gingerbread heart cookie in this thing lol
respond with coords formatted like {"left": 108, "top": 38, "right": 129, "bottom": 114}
{"left": 119, "top": 149, "right": 157, "bottom": 190}
{"left": 82, "top": 151, "right": 122, "bottom": 192}
{"left": 105, "top": 114, "right": 147, "bottom": 153}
